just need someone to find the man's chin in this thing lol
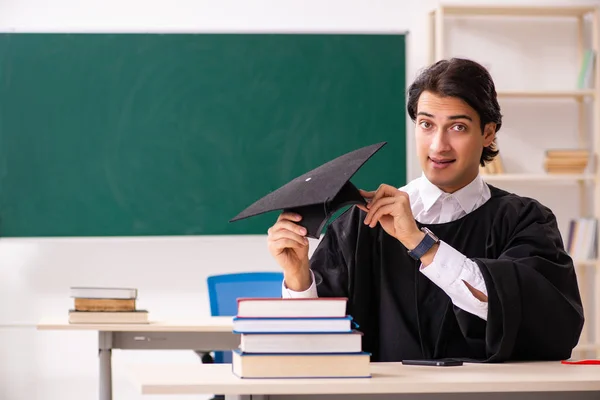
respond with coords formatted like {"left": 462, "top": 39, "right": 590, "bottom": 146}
{"left": 424, "top": 170, "right": 459, "bottom": 190}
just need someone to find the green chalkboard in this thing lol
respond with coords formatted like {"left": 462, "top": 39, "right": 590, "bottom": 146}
{"left": 0, "top": 33, "right": 406, "bottom": 237}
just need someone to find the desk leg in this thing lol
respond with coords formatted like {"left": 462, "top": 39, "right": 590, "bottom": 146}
{"left": 99, "top": 331, "right": 113, "bottom": 400}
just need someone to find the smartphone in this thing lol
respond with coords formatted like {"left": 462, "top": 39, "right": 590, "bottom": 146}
{"left": 402, "top": 359, "right": 463, "bottom": 367}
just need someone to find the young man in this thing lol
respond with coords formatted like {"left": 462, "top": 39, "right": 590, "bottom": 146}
{"left": 267, "top": 58, "right": 584, "bottom": 363}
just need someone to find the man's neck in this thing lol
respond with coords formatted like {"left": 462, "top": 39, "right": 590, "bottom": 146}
{"left": 434, "top": 172, "right": 480, "bottom": 194}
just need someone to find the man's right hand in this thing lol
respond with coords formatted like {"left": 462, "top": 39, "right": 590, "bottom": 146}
{"left": 267, "top": 212, "right": 312, "bottom": 292}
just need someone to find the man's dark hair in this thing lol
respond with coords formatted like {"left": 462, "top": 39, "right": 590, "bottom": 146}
{"left": 407, "top": 58, "right": 503, "bottom": 166}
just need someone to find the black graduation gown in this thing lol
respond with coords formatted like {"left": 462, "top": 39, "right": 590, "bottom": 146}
{"left": 309, "top": 184, "right": 584, "bottom": 363}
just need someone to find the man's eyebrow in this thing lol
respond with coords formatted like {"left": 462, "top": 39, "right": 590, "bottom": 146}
{"left": 417, "top": 112, "right": 434, "bottom": 118}
{"left": 416, "top": 111, "right": 472, "bottom": 121}
{"left": 448, "top": 114, "right": 472, "bottom": 121}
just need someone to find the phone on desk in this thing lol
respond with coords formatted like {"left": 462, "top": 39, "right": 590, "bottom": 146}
{"left": 402, "top": 359, "right": 463, "bottom": 367}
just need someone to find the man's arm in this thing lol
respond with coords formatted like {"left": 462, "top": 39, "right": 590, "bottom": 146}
{"left": 406, "top": 236, "right": 488, "bottom": 320}
{"left": 282, "top": 270, "right": 318, "bottom": 298}
{"left": 468, "top": 202, "right": 583, "bottom": 361}
{"left": 361, "top": 186, "right": 489, "bottom": 320}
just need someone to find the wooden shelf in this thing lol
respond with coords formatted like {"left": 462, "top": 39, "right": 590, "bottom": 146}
{"left": 431, "top": 0, "right": 600, "bottom": 366}
{"left": 575, "top": 259, "right": 599, "bottom": 267}
{"left": 497, "top": 90, "right": 595, "bottom": 99}
{"left": 432, "top": 5, "right": 597, "bottom": 18}
{"left": 481, "top": 173, "right": 595, "bottom": 182}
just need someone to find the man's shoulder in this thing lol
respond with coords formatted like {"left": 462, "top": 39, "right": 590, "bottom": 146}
{"left": 488, "top": 184, "right": 555, "bottom": 220}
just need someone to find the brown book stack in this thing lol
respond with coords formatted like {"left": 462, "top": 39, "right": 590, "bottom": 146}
{"left": 479, "top": 155, "right": 504, "bottom": 175}
{"left": 68, "top": 287, "right": 149, "bottom": 324}
{"left": 544, "top": 149, "right": 589, "bottom": 174}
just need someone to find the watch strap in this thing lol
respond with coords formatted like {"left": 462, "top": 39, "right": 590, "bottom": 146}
{"left": 408, "top": 231, "right": 437, "bottom": 260}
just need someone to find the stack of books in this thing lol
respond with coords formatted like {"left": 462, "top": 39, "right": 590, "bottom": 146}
{"left": 231, "top": 297, "right": 370, "bottom": 379}
{"left": 544, "top": 149, "right": 589, "bottom": 174}
{"left": 68, "top": 286, "right": 149, "bottom": 324}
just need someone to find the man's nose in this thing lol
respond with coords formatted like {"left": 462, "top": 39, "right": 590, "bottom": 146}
{"left": 430, "top": 130, "right": 451, "bottom": 153}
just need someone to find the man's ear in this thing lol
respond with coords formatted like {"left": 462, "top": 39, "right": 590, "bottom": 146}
{"left": 483, "top": 123, "right": 496, "bottom": 147}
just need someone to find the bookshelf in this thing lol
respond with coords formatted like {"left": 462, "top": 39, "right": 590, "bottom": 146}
{"left": 481, "top": 173, "right": 595, "bottom": 183}
{"left": 497, "top": 89, "right": 594, "bottom": 99}
{"left": 429, "top": 3, "right": 600, "bottom": 358}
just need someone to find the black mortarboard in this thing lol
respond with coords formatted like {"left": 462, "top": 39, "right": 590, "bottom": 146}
{"left": 230, "top": 141, "right": 387, "bottom": 239}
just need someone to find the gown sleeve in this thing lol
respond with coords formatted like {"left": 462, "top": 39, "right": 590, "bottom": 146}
{"left": 308, "top": 208, "right": 357, "bottom": 298}
{"left": 464, "top": 198, "right": 585, "bottom": 362}
{"left": 308, "top": 206, "right": 377, "bottom": 316}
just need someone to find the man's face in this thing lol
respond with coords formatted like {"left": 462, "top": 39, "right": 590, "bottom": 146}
{"left": 415, "top": 91, "right": 495, "bottom": 193}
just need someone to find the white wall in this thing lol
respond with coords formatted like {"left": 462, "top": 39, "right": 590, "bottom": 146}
{"left": 1, "top": 0, "right": 599, "bottom": 399}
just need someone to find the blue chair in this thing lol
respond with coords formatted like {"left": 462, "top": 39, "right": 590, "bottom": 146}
{"left": 205, "top": 271, "right": 284, "bottom": 363}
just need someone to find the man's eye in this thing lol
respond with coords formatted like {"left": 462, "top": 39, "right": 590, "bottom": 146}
{"left": 452, "top": 125, "right": 466, "bottom": 131}
{"left": 419, "top": 121, "right": 431, "bottom": 129}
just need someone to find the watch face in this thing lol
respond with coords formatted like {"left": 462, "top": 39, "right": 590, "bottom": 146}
{"left": 422, "top": 227, "right": 439, "bottom": 241}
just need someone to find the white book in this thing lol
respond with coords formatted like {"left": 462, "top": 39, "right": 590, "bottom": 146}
{"left": 236, "top": 297, "right": 347, "bottom": 318}
{"left": 70, "top": 286, "right": 137, "bottom": 299}
{"left": 240, "top": 331, "right": 363, "bottom": 353}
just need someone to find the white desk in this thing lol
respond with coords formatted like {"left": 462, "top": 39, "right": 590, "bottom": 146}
{"left": 37, "top": 317, "right": 237, "bottom": 400}
{"left": 127, "top": 361, "right": 600, "bottom": 400}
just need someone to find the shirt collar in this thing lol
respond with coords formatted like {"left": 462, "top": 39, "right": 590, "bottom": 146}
{"left": 419, "top": 173, "right": 444, "bottom": 212}
{"left": 419, "top": 172, "right": 486, "bottom": 213}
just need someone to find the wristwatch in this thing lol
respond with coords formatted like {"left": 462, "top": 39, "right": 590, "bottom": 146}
{"left": 407, "top": 227, "right": 439, "bottom": 260}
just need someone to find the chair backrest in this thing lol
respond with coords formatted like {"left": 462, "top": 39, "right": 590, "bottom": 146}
{"left": 206, "top": 271, "right": 284, "bottom": 363}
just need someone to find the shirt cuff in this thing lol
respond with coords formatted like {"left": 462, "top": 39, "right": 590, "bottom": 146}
{"left": 281, "top": 270, "right": 319, "bottom": 298}
{"left": 420, "top": 241, "right": 465, "bottom": 288}
{"left": 420, "top": 241, "right": 488, "bottom": 320}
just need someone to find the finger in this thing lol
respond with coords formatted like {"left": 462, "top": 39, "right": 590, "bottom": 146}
{"left": 367, "top": 203, "right": 396, "bottom": 228}
{"left": 268, "top": 228, "right": 308, "bottom": 247}
{"left": 269, "top": 220, "right": 307, "bottom": 237}
{"left": 268, "top": 239, "right": 304, "bottom": 257}
{"left": 277, "top": 212, "right": 302, "bottom": 223}
{"left": 369, "top": 184, "right": 399, "bottom": 207}
{"left": 357, "top": 204, "right": 369, "bottom": 213}
{"left": 364, "top": 196, "right": 396, "bottom": 225}
{"left": 268, "top": 237, "right": 308, "bottom": 254}
{"left": 358, "top": 189, "right": 375, "bottom": 200}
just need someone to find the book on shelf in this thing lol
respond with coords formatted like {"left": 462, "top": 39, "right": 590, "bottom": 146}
{"left": 231, "top": 297, "right": 371, "bottom": 379}
{"left": 479, "top": 155, "right": 504, "bottom": 175}
{"left": 68, "top": 286, "right": 149, "bottom": 324}
{"left": 567, "top": 217, "right": 598, "bottom": 262}
{"left": 577, "top": 49, "right": 596, "bottom": 89}
{"left": 544, "top": 149, "right": 589, "bottom": 174}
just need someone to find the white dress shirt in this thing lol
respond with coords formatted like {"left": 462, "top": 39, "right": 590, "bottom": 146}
{"left": 282, "top": 173, "right": 491, "bottom": 321}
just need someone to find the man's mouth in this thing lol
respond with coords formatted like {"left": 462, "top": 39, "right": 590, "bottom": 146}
{"left": 429, "top": 157, "right": 455, "bottom": 165}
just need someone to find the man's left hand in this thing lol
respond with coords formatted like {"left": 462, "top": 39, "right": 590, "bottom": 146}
{"left": 358, "top": 184, "right": 425, "bottom": 250}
